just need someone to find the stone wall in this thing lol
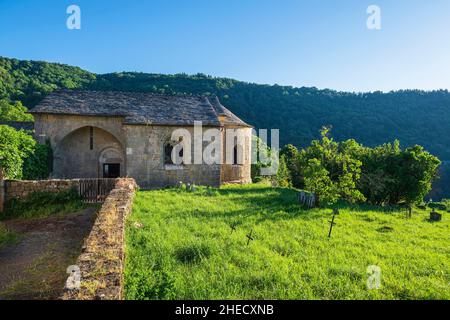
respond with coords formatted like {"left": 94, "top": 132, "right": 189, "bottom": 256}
{"left": 124, "top": 125, "right": 222, "bottom": 188}
{"left": 220, "top": 127, "right": 253, "bottom": 184}
{"left": 3, "top": 179, "right": 80, "bottom": 201}
{"left": 62, "top": 178, "right": 138, "bottom": 300}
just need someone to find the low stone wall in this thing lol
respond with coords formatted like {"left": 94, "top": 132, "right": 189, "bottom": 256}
{"left": 4, "top": 179, "right": 80, "bottom": 201}
{"left": 62, "top": 178, "right": 138, "bottom": 300}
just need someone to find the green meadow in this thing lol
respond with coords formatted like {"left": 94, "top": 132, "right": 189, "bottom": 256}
{"left": 124, "top": 184, "right": 450, "bottom": 300}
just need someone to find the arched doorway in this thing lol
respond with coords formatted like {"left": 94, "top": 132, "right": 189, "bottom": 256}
{"left": 99, "top": 147, "right": 124, "bottom": 178}
{"left": 53, "top": 126, "right": 125, "bottom": 179}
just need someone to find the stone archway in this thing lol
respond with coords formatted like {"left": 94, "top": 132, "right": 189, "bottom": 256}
{"left": 53, "top": 126, "right": 125, "bottom": 179}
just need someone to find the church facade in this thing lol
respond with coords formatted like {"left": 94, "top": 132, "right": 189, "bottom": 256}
{"left": 30, "top": 90, "right": 253, "bottom": 189}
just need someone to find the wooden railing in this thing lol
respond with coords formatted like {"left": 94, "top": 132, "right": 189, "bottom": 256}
{"left": 79, "top": 178, "right": 117, "bottom": 203}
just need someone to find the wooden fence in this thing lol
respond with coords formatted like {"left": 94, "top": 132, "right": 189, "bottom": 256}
{"left": 79, "top": 178, "right": 117, "bottom": 203}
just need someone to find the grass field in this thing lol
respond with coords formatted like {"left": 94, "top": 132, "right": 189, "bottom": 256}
{"left": 124, "top": 184, "right": 450, "bottom": 300}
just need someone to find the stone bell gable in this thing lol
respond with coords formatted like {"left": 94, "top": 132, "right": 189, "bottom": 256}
{"left": 29, "top": 90, "right": 253, "bottom": 189}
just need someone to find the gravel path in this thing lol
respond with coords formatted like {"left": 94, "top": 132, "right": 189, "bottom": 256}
{"left": 0, "top": 207, "right": 97, "bottom": 300}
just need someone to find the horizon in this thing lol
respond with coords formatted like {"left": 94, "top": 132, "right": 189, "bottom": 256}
{"left": 1, "top": 0, "right": 450, "bottom": 92}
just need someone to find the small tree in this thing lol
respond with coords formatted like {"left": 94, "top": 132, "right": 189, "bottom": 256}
{"left": 276, "top": 154, "right": 291, "bottom": 187}
{"left": 280, "top": 144, "right": 301, "bottom": 187}
{"left": 299, "top": 127, "right": 364, "bottom": 205}
{"left": 303, "top": 159, "right": 339, "bottom": 206}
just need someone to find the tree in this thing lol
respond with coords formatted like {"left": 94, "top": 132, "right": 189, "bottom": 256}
{"left": 298, "top": 127, "right": 365, "bottom": 204}
{"left": 397, "top": 145, "right": 440, "bottom": 204}
{"left": 0, "top": 125, "right": 35, "bottom": 179}
{"left": 23, "top": 140, "right": 53, "bottom": 180}
{"left": 276, "top": 155, "right": 291, "bottom": 187}
{"left": 357, "top": 141, "right": 440, "bottom": 205}
{"left": 303, "top": 159, "right": 339, "bottom": 206}
{"left": 280, "top": 144, "right": 300, "bottom": 187}
{"left": 0, "top": 99, "right": 33, "bottom": 121}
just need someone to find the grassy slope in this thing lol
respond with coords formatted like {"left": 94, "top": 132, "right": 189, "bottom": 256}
{"left": 124, "top": 184, "right": 450, "bottom": 300}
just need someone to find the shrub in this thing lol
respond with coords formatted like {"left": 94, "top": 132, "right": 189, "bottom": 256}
{"left": 22, "top": 140, "right": 53, "bottom": 180}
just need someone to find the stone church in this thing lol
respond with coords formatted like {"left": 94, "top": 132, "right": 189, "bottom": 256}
{"left": 29, "top": 90, "right": 253, "bottom": 189}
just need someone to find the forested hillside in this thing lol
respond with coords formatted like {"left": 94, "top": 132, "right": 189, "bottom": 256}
{"left": 1, "top": 56, "right": 449, "bottom": 197}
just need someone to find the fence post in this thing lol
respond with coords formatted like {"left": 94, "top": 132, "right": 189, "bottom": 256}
{"left": 0, "top": 168, "right": 5, "bottom": 214}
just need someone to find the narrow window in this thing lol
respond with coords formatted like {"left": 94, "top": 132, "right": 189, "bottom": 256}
{"left": 164, "top": 142, "right": 184, "bottom": 165}
{"left": 233, "top": 145, "right": 238, "bottom": 165}
{"left": 164, "top": 144, "right": 173, "bottom": 165}
{"left": 89, "top": 126, "right": 94, "bottom": 150}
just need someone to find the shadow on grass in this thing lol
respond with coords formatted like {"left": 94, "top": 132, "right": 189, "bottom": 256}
{"left": 331, "top": 201, "right": 409, "bottom": 214}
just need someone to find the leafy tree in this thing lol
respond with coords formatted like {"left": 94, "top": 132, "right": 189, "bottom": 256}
{"left": 23, "top": 140, "right": 53, "bottom": 180}
{"left": 0, "top": 99, "right": 33, "bottom": 121}
{"left": 303, "top": 159, "right": 338, "bottom": 206}
{"left": 396, "top": 145, "right": 440, "bottom": 204}
{"left": 280, "top": 144, "right": 300, "bottom": 187}
{"left": 357, "top": 141, "right": 440, "bottom": 205}
{"left": 298, "top": 127, "right": 365, "bottom": 204}
{"left": 295, "top": 128, "right": 438, "bottom": 206}
{"left": 0, "top": 125, "right": 35, "bottom": 179}
{"left": 276, "top": 155, "right": 291, "bottom": 187}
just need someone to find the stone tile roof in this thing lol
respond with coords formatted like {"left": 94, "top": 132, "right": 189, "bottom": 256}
{"left": 29, "top": 90, "right": 251, "bottom": 127}
{"left": 0, "top": 121, "right": 34, "bottom": 131}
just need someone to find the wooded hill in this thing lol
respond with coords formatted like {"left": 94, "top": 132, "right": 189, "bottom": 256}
{"left": 1, "top": 56, "right": 449, "bottom": 197}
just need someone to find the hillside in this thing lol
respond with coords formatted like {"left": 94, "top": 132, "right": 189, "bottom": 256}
{"left": 1, "top": 56, "right": 449, "bottom": 198}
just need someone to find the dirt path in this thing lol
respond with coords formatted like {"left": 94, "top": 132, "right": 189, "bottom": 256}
{"left": 0, "top": 207, "right": 97, "bottom": 300}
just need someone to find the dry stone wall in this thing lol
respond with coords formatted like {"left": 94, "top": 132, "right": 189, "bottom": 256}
{"left": 62, "top": 178, "right": 138, "bottom": 300}
{"left": 4, "top": 179, "right": 80, "bottom": 202}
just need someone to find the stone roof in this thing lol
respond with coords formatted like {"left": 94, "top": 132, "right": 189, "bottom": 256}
{"left": 29, "top": 90, "right": 251, "bottom": 127}
{"left": 0, "top": 121, "right": 34, "bottom": 131}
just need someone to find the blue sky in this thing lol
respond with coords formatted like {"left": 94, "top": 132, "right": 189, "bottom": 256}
{"left": 1, "top": 0, "right": 449, "bottom": 92}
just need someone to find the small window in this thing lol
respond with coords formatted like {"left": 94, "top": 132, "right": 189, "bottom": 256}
{"left": 89, "top": 126, "right": 94, "bottom": 150}
{"left": 164, "top": 143, "right": 184, "bottom": 165}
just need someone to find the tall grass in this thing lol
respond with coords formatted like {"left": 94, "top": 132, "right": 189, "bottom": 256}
{"left": 125, "top": 184, "right": 450, "bottom": 300}
{"left": 1, "top": 188, "right": 88, "bottom": 220}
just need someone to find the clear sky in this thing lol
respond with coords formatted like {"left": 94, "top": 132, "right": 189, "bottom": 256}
{"left": 1, "top": 0, "right": 449, "bottom": 92}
